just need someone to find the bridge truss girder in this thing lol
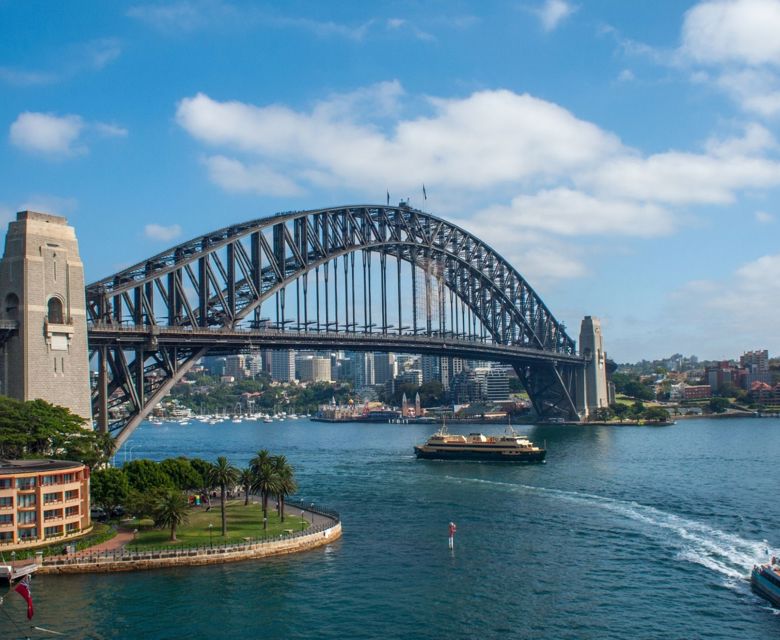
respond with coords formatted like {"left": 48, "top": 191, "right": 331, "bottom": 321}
{"left": 86, "top": 205, "right": 583, "bottom": 444}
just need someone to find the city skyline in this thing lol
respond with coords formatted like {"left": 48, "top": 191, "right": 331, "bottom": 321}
{"left": 1, "top": 1, "right": 780, "bottom": 361}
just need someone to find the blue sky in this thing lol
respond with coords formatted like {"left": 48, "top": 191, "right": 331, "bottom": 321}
{"left": 2, "top": 0, "right": 780, "bottom": 362}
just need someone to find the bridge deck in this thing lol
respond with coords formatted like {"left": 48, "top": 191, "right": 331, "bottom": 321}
{"left": 88, "top": 323, "right": 585, "bottom": 366}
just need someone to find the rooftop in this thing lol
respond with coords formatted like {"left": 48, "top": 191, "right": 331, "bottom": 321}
{"left": 0, "top": 459, "right": 84, "bottom": 475}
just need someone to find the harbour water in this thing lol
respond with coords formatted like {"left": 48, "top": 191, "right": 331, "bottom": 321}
{"left": 3, "top": 417, "right": 779, "bottom": 639}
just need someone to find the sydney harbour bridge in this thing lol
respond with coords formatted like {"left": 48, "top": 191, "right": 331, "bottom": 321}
{"left": 82, "top": 204, "right": 592, "bottom": 446}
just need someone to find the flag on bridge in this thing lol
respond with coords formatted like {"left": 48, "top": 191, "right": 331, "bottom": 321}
{"left": 14, "top": 575, "right": 34, "bottom": 620}
{"left": 422, "top": 184, "right": 427, "bottom": 200}
{"left": 386, "top": 190, "right": 390, "bottom": 205}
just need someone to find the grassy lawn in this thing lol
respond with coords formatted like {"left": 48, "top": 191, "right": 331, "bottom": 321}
{"left": 127, "top": 500, "right": 309, "bottom": 549}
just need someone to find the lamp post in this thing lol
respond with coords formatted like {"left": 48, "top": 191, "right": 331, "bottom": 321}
{"left": 301, "top": 511, "right": 305, "bottom": 531}
{"left": 310, "top": 503, "right": 314, "bottom": 524}
{"left": 208, "top": 523, "right": 213, "bottom": 548}
{"left": 133, "top": 528, "right": 138, "bottom": 552}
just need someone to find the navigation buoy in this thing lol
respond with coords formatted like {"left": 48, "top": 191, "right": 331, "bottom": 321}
{"left": 448, "top": 522, "right": 457, "bottom": 550}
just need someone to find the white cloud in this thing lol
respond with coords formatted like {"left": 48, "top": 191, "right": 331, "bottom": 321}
{"left": 9, "top": 112, "right": 129, "bottom": 157}
{"left": 94, "top": 122, "right": 129, "bottom": 138}
{"left": 535, "top": 0, "right": 576, "bottom": 32}
{"left": 617, "top": 69, "right": 635, "bottom": 82}
{"left": 144, "top": 223, "right": 183, "bottom": 242}
{"left": 474, "top": 188, "right": 675, "bottom": 237}
{"left": 175, "top": 83, "right": 780, "bottom": 283}
{"left": 10, "top": 113, "right": 85, "bottom": 156}
{"left": 682, "top": 0, "right": 780, "bottom": 66}
{"left": 127, "top": 0, "right": 230, "bottom": 33}
{"left": 203, "top": 155, "right": 302, "bottom": 196}
{"left": 755, "top": 210, "right": 775, "bottom": 222}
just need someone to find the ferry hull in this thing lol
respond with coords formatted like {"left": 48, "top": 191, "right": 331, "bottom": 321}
{"left": 414, "top": 447, "right": 546, "bottom": 463}
{"left": 751, "top": 566, "right": 780, "bottom": 607}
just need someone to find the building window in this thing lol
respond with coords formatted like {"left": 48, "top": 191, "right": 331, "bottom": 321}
{"left": 17, "top": 511, "right": 36, "bottom": 524}
{"left": 17, "top": 494, "right": 36, "bottom": 507}
{"left": 18, "top": 527, "right": 37, "bottom": 539}
{"left": 0, "top": 496, "right": 12, "bottom": 508}
{"left": 47, "top": 297, "right": 64, "bottom": 324}
{"left": 0, "top": 531, "right": 12, "bottom": 541}
{"left": 60, "top": 473, "right": 75, "bottom": 484}
{"left": 44, "top": 525, "right": 63, "bottom": 537}
{"left": 44, "top": 492, "right": 62, "bottom": 504}
{"left": 0, "top": 514, "right": 12, "bottom": 524}
{"left": 0, "top": 478, "right": 11, "bottom": 489}
{"left": 44, "top": 509, "right": 62, "bottom": 521}
{"left": 15, "top": 477, "right": 36, "bottom": 490}
{"left": 64, "top": 489, "right": 78, "bottom": 500}
{"left": 41, "top": 475, "right": 58, "bottom": 486}
{"left": 66, "top": 522, "right": 78, "bottom": 533}
{"left": 65, "top": 506, "right": 79, "bottom": 517}
{"left": 4, "top": 292, "right": 19, "bottom": 320}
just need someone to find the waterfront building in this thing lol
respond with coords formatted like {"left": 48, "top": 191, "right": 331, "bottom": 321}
{"left": 0, "top": 459, "right": 90, "bottom": 548}
{"left": 270, "top": 349, "right": 296, "bottom": 383}
{"left": 396, "top": 368, "right": 423, "bottom": 387}
{"left": 374, "top": 352, "right": 397, "bottom": 385}
{"left": 740, "top": 349, "right": 771, "bottom": 387}
{"left": 296, "top": 355, "right": 332, "bottom": 382}
{"left": 351, "top": 352, "right": 375, "bottom": 389}
{"left": 682, "top": 384, "right": 712, "bottom": 400}
{"left": 224, "top": 354, "right": 248, "bottom": 380}
{"left": 421, "top": 355, "right": 450, "bottom": 389}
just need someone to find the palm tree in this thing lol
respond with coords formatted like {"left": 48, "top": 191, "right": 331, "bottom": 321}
{"left": 250, "top": 449, "right": 278, "bottom": 530}
{"left": 209, "top": 456, "right": 239, "bottom": 536}
{"left": 153, "top": 488, "right": 190, "bottom": 542}
{"left": 271, "top": 455, "right": 297, "bottom": 522}
{"left": 238, "top": 467, "right": 254, "bottom": 506}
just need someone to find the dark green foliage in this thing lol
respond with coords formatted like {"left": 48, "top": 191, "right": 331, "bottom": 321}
{"left": 123, "top": 459, "right": 173, "bottom": 493}
{"left": 612, "top": 373, "right": 655, "bottom": 400}
{"left": 0, "top": 395, "right": 115, "bottom": 467}
{"left": 151, "top": 488, "right": 190, "bottom": 541}
{"left": 643, "top": 406, "right": 671, "bottom": 422}
{"left": 159, "top": 457, "right": 203, "bottom": 490}
{"left": 91, "top": 467, "right": 130, "bottom": 515}
{"left": 708, "top": 397, "right": 731, "bottom": 413}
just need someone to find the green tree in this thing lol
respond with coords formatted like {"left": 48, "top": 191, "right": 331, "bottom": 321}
{"left": 610, "top": 403, "right": 628, "bottom": 423}
{"left": 160, "top": 457, "right": 203, "bottom": 491}
{"left": 271, "top": 455, "right": 297, "bottom": 522}
{"left": 250, "top": 449, "right": 278, "bottom": 530}
{"left": 709, "top": 397, "right": 730, "bottom": 414}
{"left": 123, "top": 459, "right": 173, "bottom": 493}
{"left": 190, "top": 457, "right": 216, "bottom": 507}
{"left": 238, "top": 467, "right": 254, "bottom": 506}
{"left": 90, "top": 467, "right": 129, "bottom": 516}
{"left": 643, "top": 406, "right": 671, "bottom": 422}
{"left": 152, "top": 488, "right": 190, "bottom": 542}
{"left": 592, "top": 407, "right": 612, "bottom": 422}
{"left": 209, "top": 456, "right": 239, "bottom": 536}
{"left": 628, "top": 400, "right": 645, "bottom": 419}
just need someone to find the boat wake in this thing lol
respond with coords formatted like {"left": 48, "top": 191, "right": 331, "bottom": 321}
{"left": 448, "top": 476, "right": 770, "bottom": 593}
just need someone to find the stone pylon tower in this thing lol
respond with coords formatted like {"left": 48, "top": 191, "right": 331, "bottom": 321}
{"left": 576, "top": 316, "right": 609, "bottom": 419}
{"left": 0, "top": 211, "right": 92, "bottom": 422}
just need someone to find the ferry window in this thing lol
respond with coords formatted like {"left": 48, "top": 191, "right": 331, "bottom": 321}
{"left": 47, "top": 297, "right": 64, "bottom": 324}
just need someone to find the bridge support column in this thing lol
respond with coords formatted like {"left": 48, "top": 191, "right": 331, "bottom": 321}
{"left": 0, "top": 211, "right": 92, "bottom": 423}
{"left": 576, "top": 316, "right": 609, "bottom": 419}
{"left": 515, "top": 361, "right": 579, "bottom": 422}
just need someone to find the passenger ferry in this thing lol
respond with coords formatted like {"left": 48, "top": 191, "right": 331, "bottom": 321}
{"left": 751, "top": 555, "right": 780, "bottom": 608}
{"left": 414, "top": 425, "right": 546, "bottom": 462}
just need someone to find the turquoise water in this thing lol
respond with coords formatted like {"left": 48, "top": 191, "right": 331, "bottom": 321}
{"left": 2, "top": 417, "right": 779, "bottom": 639}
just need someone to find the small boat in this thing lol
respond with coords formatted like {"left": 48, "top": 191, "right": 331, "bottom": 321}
{"left": 414, "top": 423, "right": 546, "bottom": 462}
{"left": 0, "top": 561, "right": 39, "bottom": 584}
{"left": 751, "top": 555, "right": 780, "bottom": 608}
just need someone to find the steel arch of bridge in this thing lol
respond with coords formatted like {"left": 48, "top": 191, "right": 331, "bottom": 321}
{"left": 86, "top": 204, "right": 584, "bottom": 445}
